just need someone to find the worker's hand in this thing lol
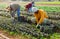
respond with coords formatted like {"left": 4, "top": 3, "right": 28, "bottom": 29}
{"left": 5, "top": 8, "right": 10, "bottom": 12}
{"left": 11, "top": 17, "right": 14, "bottom": 20}
{"left": 36, "top": 23, "right": 39, "bottom": 28}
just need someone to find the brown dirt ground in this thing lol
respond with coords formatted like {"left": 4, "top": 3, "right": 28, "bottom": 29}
{"left": 0, "top": 29, "right": 30, "bottom": 39}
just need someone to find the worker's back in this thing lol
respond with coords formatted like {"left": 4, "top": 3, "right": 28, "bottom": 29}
{"left": 25, "top": 3, "right": 32, "bottom": 9}
{"left": 34, "top": 9, "right": 48, "bottom": 24}
{"left": 10, "top": 3, "right": 20, "bottom": 11}
{"left": 34, "top": 9, "right": 48, "bottom": 19}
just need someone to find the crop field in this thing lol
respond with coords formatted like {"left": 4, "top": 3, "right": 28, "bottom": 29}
{"left": 36, "top": 2, "right": 60, "bottom": 4}
{"left": 0, "top": 2, "right": 60, "bottom": 39}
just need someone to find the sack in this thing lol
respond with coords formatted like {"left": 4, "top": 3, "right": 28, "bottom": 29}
{"left": 18, "top": 16, "right": 27, "bottom": 22}
{"left": 31, "top": 17, "right": 36, "bottom": 23}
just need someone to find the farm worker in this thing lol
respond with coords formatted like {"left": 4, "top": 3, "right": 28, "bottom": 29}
{"left": 32, "top": 1, "right": 35, "bottom": 7}
{"left": 25, "top": 1, "right": 35, "bottom": 13}
{"left": 31, "top": 7, "right": 48, "bottom": 27}
{"left": 6, "top": 3, "right": 20, "bottom": 22}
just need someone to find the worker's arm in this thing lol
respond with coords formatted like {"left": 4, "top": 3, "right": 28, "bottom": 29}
{"left": 6, "top": 6, "right": 11, "bottom": 12}
{"left": 38, "top": 11, "right": 45, "bottom": 24}
{"left": 44, "top": 11, "right": 48, "bottom": 18}
{"left": 34, "top": 13, "right": 39, "bottom": 24}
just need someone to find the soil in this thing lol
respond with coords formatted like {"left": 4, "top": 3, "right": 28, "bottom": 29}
{"left": 36, "top": 4, "right": 60, "bottom": 6}
{"left": 0, "top": 29, "right": 30, "bottom": 39}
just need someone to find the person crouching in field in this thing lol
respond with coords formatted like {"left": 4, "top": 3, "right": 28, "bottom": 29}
{"left": 25, "top": 1, "right": 35, "bottom": 13}
{"left": 31, "top": 7, "right": 50, "bottom": 28}
{"left": 31, "top": 7, "right": 55, "bottom": 33}
{"left": 6, "top": 3, "right": 20, "bottom": 23}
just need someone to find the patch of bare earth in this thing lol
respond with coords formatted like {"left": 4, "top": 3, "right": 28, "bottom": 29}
{"left": 0, "top": 29, "right": 30, "bottom": 39}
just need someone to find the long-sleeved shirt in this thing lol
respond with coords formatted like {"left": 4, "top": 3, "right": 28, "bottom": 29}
{"left": 6, "top": 3, "right": 20, "bottom": 11}
{"left": 25, "top": 3, "right": 32, "bottom": 10}
{"left": 34, "top": 9, "right": 48, "bottom": 24}
{"left": 6, "top": 3, "right": 20, "bottom": 17}
{"left": 10, "top": 4, "right": 20, "bottom": 11}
